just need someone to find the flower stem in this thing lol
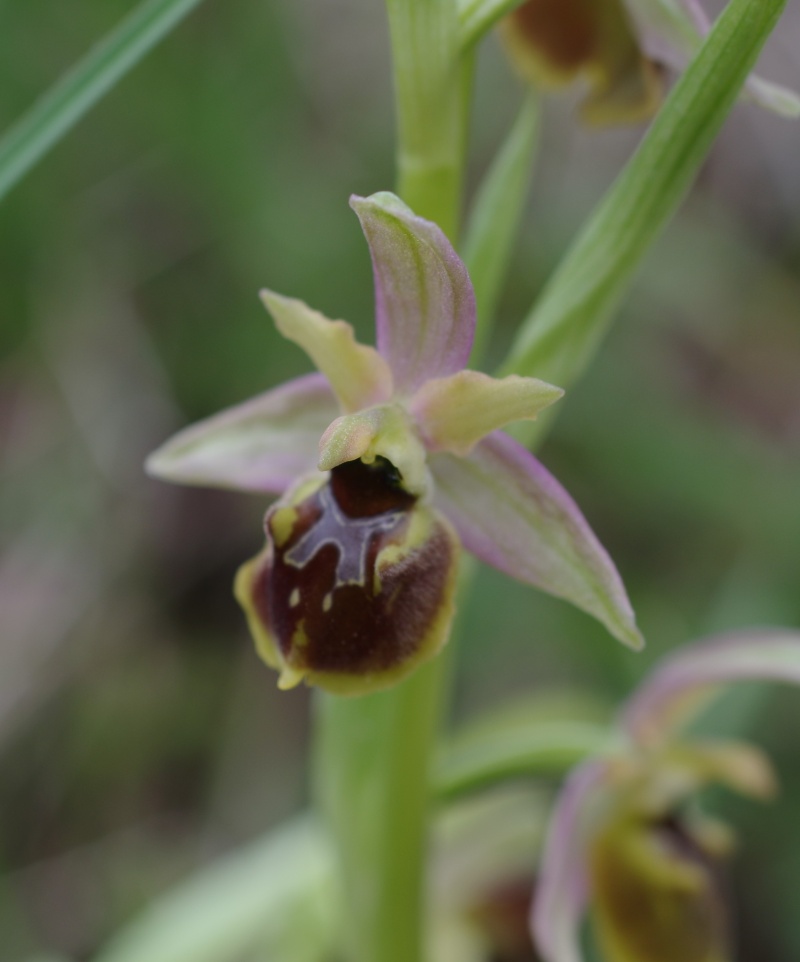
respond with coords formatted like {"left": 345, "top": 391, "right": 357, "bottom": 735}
{"left": 313, "top": 8, "right": 470, "bottom": 962}
{"left": 314, "top": 656, "right": 449, "bottom": 962}
{"left": 384, "top": 0, "right": 472, "bottom": 240}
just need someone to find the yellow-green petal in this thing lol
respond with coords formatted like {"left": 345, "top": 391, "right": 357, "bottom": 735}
{"left": 260, "top": 288, "right": 393, "bottom": 413}
{"left": 661, "top": 740, "right": 777, "bottom": 802}
{"left": 409, "top": 370, "right": 563, "bottom": 456}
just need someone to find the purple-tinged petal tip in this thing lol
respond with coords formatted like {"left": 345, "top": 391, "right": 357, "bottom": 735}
{"left": 350, "top": 192, "right": 476, "bottom": 394}
{"left": 622, "top": 628, "right": 800, "bottom": 748}
{"left": 430, "top": 432, "right": 643, "bottom": 650}
{"left": 533, "top": 759, "right": 609, "bottom": 962}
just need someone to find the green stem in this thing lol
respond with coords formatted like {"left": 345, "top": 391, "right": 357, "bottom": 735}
{"left": 313, "top": 5, "right": 471, "bottom": 962}
{"left": 384, "top": 0, "right": 471, "bottom": 239}
{"left": 314, "top": 658, "right": 449, "bottom": 962}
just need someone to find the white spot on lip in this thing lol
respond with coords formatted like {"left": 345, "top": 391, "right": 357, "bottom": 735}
{"left": 323, "top": 592, "right": 333, "bottom": 612}
{"left": 289, "top": 587, "right": 301, "bottom": 607}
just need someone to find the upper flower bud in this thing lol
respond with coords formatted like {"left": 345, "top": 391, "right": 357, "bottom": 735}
{"left": 501, "top": 0, "right": 662, "bottom": 125}
{"left": 501, "top": 0, "right": 800, "bottom": 124}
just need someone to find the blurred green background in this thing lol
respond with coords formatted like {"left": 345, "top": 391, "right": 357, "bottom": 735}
{"left": 1, "top": 1, "right": 800, "bottom": 960}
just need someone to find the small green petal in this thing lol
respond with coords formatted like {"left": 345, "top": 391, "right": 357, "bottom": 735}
{"left": 662, "top": 741, "right": 777, "bottom": 802}
{"left": 260, "top": 288, "right": 393, "bottom": 413}
{"left": 409, "top": 370, "right": 563, "bottom": 456}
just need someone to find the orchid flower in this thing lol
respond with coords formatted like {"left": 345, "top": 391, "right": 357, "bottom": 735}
{"left": 500, "top": 0, "right": 800, "bottom": 125}
{"left": 146, "top": 191, "right": 641, "bottom": 695}
{"left": 533, "top": 628, "right": 800, "bottom": 962}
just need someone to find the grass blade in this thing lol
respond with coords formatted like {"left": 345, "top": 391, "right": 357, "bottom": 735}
{"left": 464, "top": 92, "right": 540, "bottom": 364}
{"left": 0, "top": 0, "right": 208, "bottom": 203}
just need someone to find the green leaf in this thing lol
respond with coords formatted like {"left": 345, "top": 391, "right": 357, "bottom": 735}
{"left": 0, "top": 0, "right": 208, "bottom": 204}
{"left": 498, "top": 0, "right": 791, "bottom": 430}
{"left": 436, "top": 695, "right": 616, "bottom": 799}
{"left": 463, "top": 93, "right": 540, "bottom": 365}
{"left": 92, "top": 817, "right": 333, "bottom": 962}
{"left": 458, "top": 0, "right": 528, "bottom": 48}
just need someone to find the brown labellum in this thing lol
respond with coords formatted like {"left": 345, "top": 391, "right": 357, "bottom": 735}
{"left": 590, "top": 814, "right": 729, "bottom": 962}
{"left": 500, "top": 0, "right": 662, "bottom": 125}
{"left": 510, "top": 0, "right": 599, "bottom": 73}
{"left": 236, "top": 457, "right": 460, "bottom": 695}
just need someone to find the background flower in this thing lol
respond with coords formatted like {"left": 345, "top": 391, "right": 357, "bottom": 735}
{"left": 533, "top": 629, "right": 800, "bottom": 962}
{"left": 501, "top": 0, "right": 800, "bottom": 123}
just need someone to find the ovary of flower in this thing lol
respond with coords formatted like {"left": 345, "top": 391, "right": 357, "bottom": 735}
{"left": 146, "top": 190, "right": 642, "bottom": 695}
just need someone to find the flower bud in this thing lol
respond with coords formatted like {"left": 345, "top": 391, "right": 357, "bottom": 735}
{"left": 500, "top": 0, "right": 662, "bottom": 125}
{"left": 235, "top": 456, "right": 459, "bottom": 695}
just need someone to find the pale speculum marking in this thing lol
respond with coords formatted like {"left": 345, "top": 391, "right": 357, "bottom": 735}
{"left": 284, "top": 483, "right": 405, "bottom": 587}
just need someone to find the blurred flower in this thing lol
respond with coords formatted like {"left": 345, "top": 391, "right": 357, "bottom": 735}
{"left": 433, "top": 785, "right": 549, "bottom": 962}
{"left": 501, "top": 0, "right": 800, "bottom": 124}
{"left": 533, "top": 629, "right": 800, "bottom": 962}
{"left": 147, "top": 191, "right": 641, "bottom": 695}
